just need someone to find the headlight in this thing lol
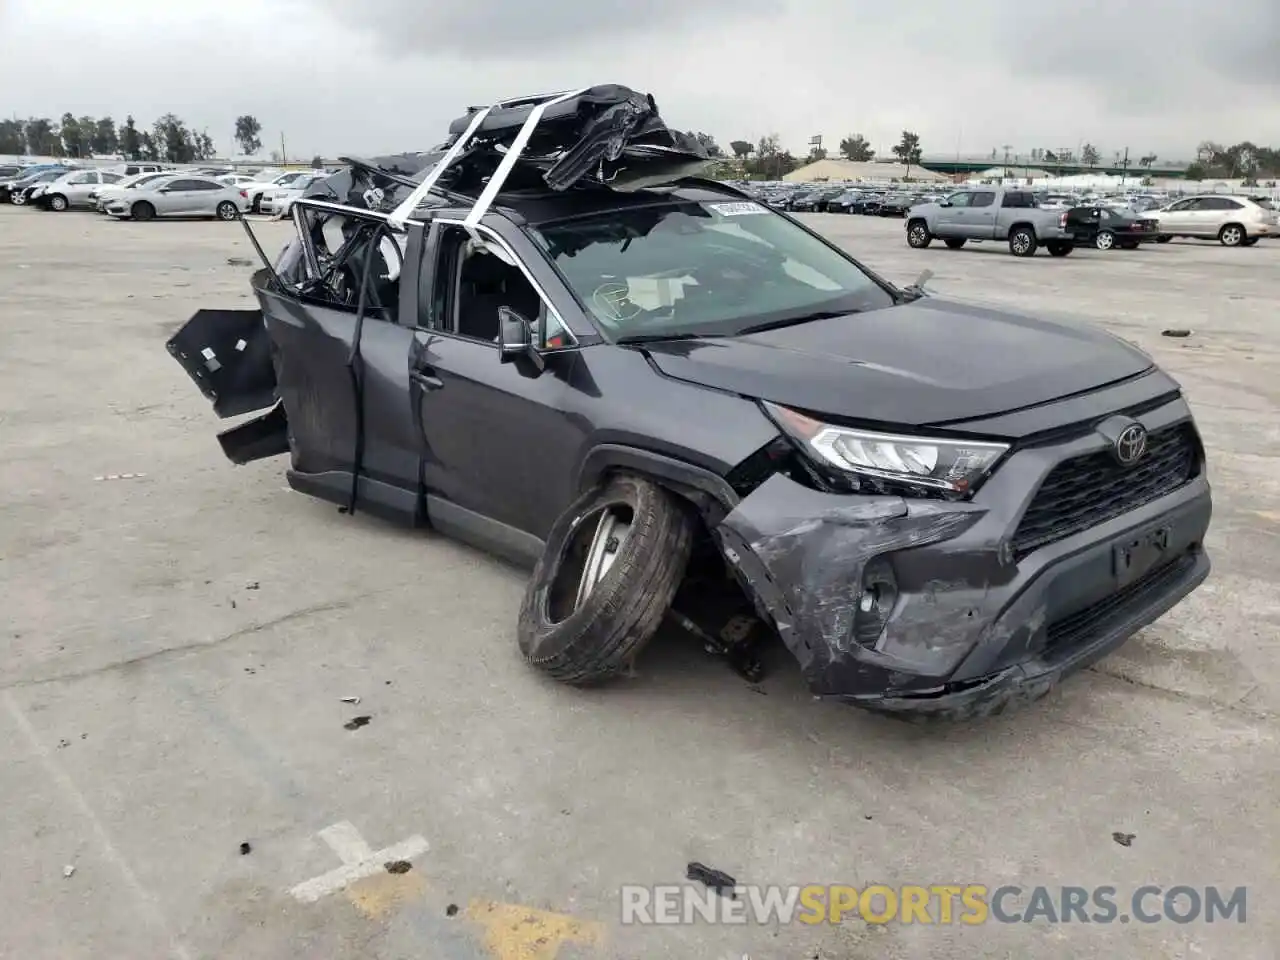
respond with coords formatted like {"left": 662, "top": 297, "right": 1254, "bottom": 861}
{"left": 763, "top": 401, "right": 1009, "bottom": 498}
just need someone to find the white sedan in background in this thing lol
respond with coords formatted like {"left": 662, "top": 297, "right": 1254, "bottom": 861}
{"left": 242, "top": 170, "right": 316, "bottom": 213}
{"left": 92, "top": 170, "right": 176, "bottom": 212}
{"left": 260, "top": 173, "right": 330, "bottom": 217}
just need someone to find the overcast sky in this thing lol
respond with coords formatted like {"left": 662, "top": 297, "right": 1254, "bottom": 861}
{"left": 2, "top": 0, "right": 1276, "bottom": 161}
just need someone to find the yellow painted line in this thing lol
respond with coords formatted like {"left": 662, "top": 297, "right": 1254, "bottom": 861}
{"left": 345, "top": 870, "right": 428, "bottom": 919}
{"left": 466, "top": 900, "right": 604, "bottom": 960}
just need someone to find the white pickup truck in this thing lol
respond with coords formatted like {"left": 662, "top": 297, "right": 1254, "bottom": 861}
{"left": 906, "top": 188, "right": 1076, "bottom": 257}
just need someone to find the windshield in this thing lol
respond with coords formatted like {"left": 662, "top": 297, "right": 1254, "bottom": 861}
{"left": 529, "top": 198, "right": 894, "bottom": 340}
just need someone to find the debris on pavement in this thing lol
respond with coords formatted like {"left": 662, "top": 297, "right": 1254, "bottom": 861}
{"left": 687, "top": 862, "right": 738, "bottom": 897}
{"left": 384, "top": 860, "right": 412, "bottom": 875}
{"left": 343, "top": 715, "right": 372, "bottom": 731}
{"left": 1161, "top": 329, "right": 1193, "bottom": 338}
{"left": 63, "top": 865, "right": 75, "bottom": 878}
{"left": 1112, "top": 831, "right": 1136, "bottom": 847}
{"left": 340, "top": 696, "right": 361, "bottom": 705}
{"left": 240, "top": 842, "right": 252, "bottom": 855}
{"left": 246, "top": 581, "right": 260, "bottom": 590}
{"left": 445, "top": 904, "right": 459, "bottom": 917}
{"left": 226, "top": 257, "right": 255, "bottom": 267}
{"left": 93, "top": 473, "right": 147, "bottom": 481}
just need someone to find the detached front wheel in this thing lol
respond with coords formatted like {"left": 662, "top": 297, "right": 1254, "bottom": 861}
{"left": 906, "top": 220, "right": 933, "bottom": 248}
{"left": 518, "top": 475, "right": 694, "bottom": 684}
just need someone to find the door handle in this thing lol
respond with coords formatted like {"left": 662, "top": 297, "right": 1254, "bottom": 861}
{"left": 413, "top": 371, "right": 444, "bottom": 391}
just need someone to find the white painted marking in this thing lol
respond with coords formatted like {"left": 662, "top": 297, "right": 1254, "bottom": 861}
{"left": 288, "top": 821, "right": 428, "bottom": 904}
{"left": 4, "top": 691, "right": 193, "bottom": 960}
{"left": 320, "top": 820, "right": 374, "bottom": 864}
{"left": 234, "top": 338, "right": 247, "bottom": 352}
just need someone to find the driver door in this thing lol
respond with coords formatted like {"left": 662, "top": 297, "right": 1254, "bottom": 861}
{"left": 935, "top": 191, "right": 972, "bottom": 230}
{"left": 409, "top": 219, "right": 587, "bottom": 563}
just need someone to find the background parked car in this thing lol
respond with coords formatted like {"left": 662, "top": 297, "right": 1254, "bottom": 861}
{"left": 92, "top": 170, "right": 179, "bottom": 211}
{"left": 242, "top": 170, "right": 316, "bottom": 213}
{"left": 103, "top": 174, "right": 250, "bottom": 221}
{"left": 5, "top": 166, "right": 76, "bottom": 204}
{"left": 1145, "top": 195, "right": 1278, "bottom": 246}
{"left": 33, "top": 169, "right": 126, "bottom": 211}
{"left": 1065, "top": 205, "right": 1160, "bottom": 249}
{"left": 259, "top": 173, "right": 331, "bottom": 216}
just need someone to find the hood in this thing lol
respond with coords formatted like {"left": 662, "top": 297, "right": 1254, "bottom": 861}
{"left": 640, "top": 298, "right": 1154, "bottom": 431}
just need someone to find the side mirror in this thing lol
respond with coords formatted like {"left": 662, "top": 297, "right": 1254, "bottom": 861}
{"left": 498, "top": 307, "right": 543, "bottom": 370}
{"left": 938, "top": 200, "right": 952, "bottom": 208}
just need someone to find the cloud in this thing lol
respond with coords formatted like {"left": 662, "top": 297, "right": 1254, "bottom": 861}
{"left": 310, "top": 0, "right": 780, "bottom": 56}
{"left": 0, "top": 0, "right": 1275, "bottom": 160}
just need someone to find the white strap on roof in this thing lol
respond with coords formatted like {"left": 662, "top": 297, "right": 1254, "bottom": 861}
{"left": 386, "top": 105, "right": 496, "bottom": 228}
{"left": 461, "top": 87, "right": 590, "bottom": 236}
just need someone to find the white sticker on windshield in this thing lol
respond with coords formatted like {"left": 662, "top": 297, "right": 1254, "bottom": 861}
{"left": 708, "top": 201, "right": 768, "bottom": 217}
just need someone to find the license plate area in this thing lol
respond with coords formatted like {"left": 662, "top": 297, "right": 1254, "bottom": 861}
{"left": 1113, "top": 525, "right": 1171, "bottom": 587}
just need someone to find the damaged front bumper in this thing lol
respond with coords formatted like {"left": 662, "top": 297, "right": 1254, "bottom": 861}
{"left": 714, "top": 421, "right": 1212, "bottom": 719}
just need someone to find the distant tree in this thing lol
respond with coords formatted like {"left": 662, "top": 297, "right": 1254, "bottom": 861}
{"left": 1184, "top": 161, "right": 1207, "bottom": 180}
{"left": 891, "top": 130, "right": 923, "bottom": 179}
{"left": 91, "top": 117, "right": 118, "bottom": 156}
{"left": 138, "top": 131, "right": 160, "bottom": 162}
{"left": 0, "top": 119, "right": 24, "bottom": 155}
{"left": 77, "top": 116, "right": 97, "bottom": 155}
{"left": 121, "top": 116, "right": 141, "bottom": 160}
{"left": 729, "top": 139, "right": 754, "bottom": 159}
{"left": 1081, "top": 143, "right": 1100, "bottom": 168}
{"left": 234, "top": 115, "right": 263, "bottom": 155}
{"left": 838, "top": 134, "right": 874, "bottom": 161}
{"left": 1042, "top": 149, "right": 1057, "bottom": 162}
{"left": 192, "top": 130, "right": 216, "bottom": 161}
{"left": 154, "top": 114, "right": 194, "bottom": 163}
{"left": 310, "top": 154, "right": 324, "bottom": 168}
{"left": 268, "top": 149, "right": 281, "bottom": 163}
{"left": 807, "top": 146, "right": 828, "bottom": 162}
{"left": 24, "top": 117, "right": 57, "bottom": 155}
{"left": 744, "top": 134, "right": 797, "bottom": 179}
{"left": 60, "top": 113, "right": 92, "bottom": 158}
{"left": 1139, "top": 153, "right": 1157, "bottom": 169}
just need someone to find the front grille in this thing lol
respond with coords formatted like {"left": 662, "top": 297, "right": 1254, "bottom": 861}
{"left": 1045, "top": 552, "right": 1196, "bottom": 652}
{"left": 1013, "top": 422, "right": 1198, "bottom": 557}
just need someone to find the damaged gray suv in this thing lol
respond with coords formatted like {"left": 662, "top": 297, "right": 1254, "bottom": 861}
{"left": 168, "top": 86, "right": 1211, "bottom": 719}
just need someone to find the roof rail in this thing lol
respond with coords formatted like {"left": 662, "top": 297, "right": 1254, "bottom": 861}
{"left": 386, "top": 87, "right": 592, "bottom": 236}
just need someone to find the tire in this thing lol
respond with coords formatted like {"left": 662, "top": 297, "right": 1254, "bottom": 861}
{"left": 1219, "top": 223, "right": 1245, "bottom": 247}
{"left": 944, "top": 238, "right": 966, "bottom": 249}
{"left": 1118, "top": 241, "right": 1139, "bottom": 250}
{"left": 1047, "top": 242, "right": 1073, "bottom": 257}
{"left": 518, "top": 474, "right": 694, "bottom": 684}
{"left": 216, "top": 201, "right": 239, "bottom": 221}
{"left": 131, "top": 201, "right": 156, "bottom": 222}
{"left": 906, "top": 220, "right": 933, "bottom": 248}
{"left": 47, "top": 194, "right": 68, "bottom": 212}
{"left": 1156, "top": 235, "right": 1172, "bottom": 243}
{"left": 250, "top": 194, "right": 262, "bottom": 214}
{"left": 1242, "top": 237, "right": 1259, "bottom": 246}
{"left": 1009, "top": 226, "right": 1038, "bottom": 257}
{"left": 1095, "top": 229, "right": 1116, "bottom": 251}
{"left": 12, "top": 192, "right": 26, "bottom": 206}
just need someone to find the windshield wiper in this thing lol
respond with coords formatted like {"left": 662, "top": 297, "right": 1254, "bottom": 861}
{"left": 737, "top": 310, "right": 857, "bottom": 335}
{"left": 615, "top": 331, "right": 725, "bottom": 345}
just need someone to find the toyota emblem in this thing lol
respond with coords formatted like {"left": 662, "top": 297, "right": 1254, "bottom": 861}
{"left": 1114, "top": 423, "right": 1148, "bottom": 465}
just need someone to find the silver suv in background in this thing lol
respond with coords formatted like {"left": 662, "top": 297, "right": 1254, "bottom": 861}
{"left": 1146, "top": 195, "right": 1278, "bottom": 246}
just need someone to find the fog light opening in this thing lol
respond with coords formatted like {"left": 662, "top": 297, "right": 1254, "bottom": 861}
{"left": 853, "top": 557, "right": 898, "bottom": 649}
